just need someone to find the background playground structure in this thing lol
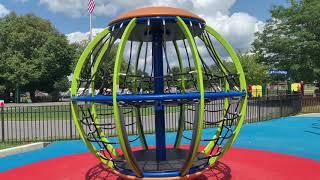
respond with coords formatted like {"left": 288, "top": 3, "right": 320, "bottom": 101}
{"left": 248, "top": 82, "right": 317, "bottom": 97}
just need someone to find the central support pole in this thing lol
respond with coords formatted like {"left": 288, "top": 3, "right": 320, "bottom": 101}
{"left": 153, "top": 29, "right": 166, "bottom": 161}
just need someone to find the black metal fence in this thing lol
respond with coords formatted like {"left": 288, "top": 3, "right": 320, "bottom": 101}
{"left": 245, "top": 95, "right": 302, "bottom": 123}
{"left": 0, "top": 95, "right": 318, "bottom": 143}
{"left": 301, "top": 95, "right": 320, "bottom": 113}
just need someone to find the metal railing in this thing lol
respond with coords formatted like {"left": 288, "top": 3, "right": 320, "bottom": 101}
{"left": 301, "top": 95, "right": 320, "bottom": 113}
{"left": 0, "top": 95, "right": 318, "bottom": 143}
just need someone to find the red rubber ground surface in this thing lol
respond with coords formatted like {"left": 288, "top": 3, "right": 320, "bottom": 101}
{"left": 1, "top": 147, "right": 320, "bottom": 180}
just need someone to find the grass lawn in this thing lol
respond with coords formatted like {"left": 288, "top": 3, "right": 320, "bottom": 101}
{"left": 2, "top": 104, "right": 182, "bottom": 121}
{"left": 0, "top": 142, "right": 28, "bottom": 150}
{"left": 3, "top": 105, "right": 71, "bottom": 121}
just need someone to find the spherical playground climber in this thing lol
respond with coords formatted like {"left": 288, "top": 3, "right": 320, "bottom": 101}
{"left": 71, "top": 6, "right": 247, "bottom": 179}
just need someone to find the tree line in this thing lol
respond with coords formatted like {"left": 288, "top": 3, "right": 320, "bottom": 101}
{"left": 0, "top": 13, "right": 77, "bottom": 102}
{"left": 0, "top": 0, "right": 318, "bottom": 102}
{"left": 252, "top": 0, "right": 320, "bottom": 83}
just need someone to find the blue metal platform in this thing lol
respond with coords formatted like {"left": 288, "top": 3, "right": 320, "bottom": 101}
{"left": 72, "top": 91, "right": 246, "bottom": 102}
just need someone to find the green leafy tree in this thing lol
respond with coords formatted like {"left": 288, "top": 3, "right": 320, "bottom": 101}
{"left": 0, "top": 13, "right": 76, "bottom": 101}
{"left": 252, "top": 0, "right": 320, "bottom": 82}
{"left": 237, "top": 53, "right": 269, "bottom": 85}
{"left": 210, "top": 54, "right": 269, "bottom": 86}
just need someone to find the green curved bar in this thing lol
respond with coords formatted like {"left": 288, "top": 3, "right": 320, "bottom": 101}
{"left": 71, "top": 28, "right": 116, "bottom": 168}
{"left": 204, "top": 25, "right": 248, "bottom": 165}
{"left": 176, "top": 16, "right": 205, "bottom": 176}
{"left": 201, "top": 33, "right": 230, "bottom": 155}
{"left": 90, "top": 34, "right": 119, "bottom": 160}
{"left": 173, "top": 40, "right": 186, "bottom": 148}
{"left": 91, "top": 36, "right": 115, "bottom": 80}
{"left": 200, "top": 34, "right": 228, "bottom": 75}
{"left": 71, "top": 28, "right": 109, "bottom": 95}
{"left": 90, "top": 35, "right": 119, "bottom": 157}
{"left": 112, "top": 18, "right": 143, "bottom": 177}
{"left": 132, "top": 42, "right": 148, "bottom": 150}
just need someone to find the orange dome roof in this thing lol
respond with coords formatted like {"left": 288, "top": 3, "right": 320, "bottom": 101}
{"left": 109, "top": 6, "right": 205, "bottom": 25}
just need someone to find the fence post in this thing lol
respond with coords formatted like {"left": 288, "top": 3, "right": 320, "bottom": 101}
{"left": 1, "top": 106, "right": 4, "bottom": 142}
{"left": 69, "top": 104, "right": 73, "bottom": 139}
{"left": 258, "top": 97, "right": 261, "bottom": 121}
{"left": 280, "top": 96, "right": 283, "bottom": 117}
{"left": 300, "top": 95, "right": 303, "bottom": 113}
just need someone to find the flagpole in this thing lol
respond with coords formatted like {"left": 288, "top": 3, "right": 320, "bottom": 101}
{"left": 89, "top": 11, "right": 93, "bottom": 95}
{"left": 89, "top": 12, "right": 93, "bottom": 41}
{"left": 88, "top": 0, "right": 95, "bottom": 95}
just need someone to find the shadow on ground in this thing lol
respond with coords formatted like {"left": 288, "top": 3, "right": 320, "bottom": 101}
{"left": 85, "top": 161, "right": 231, "bottom": 180}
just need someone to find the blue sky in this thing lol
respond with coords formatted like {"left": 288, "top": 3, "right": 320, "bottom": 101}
{"left": 0, "top": 0, "right": 289, "bottom": 50}
{"left": 232, "top": 0, "right": 289, "bottom": 20}
{"left": 0, "top": 0, "right": 288, "bottom": 33}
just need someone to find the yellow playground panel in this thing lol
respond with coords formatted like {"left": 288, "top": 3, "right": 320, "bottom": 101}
{"left": 252, "top": 85, "right": 262, "bottom": 97}
{"left": 291, "top": 83, "right": 301, "bottom": 93}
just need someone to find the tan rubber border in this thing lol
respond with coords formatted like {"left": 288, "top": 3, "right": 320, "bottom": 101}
{"left": 109, "top": 6, "right": 205, "bottom": 25}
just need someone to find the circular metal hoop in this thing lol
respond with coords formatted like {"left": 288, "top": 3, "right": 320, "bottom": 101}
{"left": 71, "top": 11, "right": 247, "bottom": 178}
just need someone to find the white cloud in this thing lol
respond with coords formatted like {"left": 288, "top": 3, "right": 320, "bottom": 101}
{"left": 39, "top": 0, "right": 84, "bottom": 17}
{"left": 40, "top": 0, "right": 237, "bottom": 18}
{"left": 57, "top": 0, "right": 264, "bottom": 51}
{"left": 207, "top": 12, "right": 264, "bottom": 51}
{"left": 66, "top": 28, "right": 104, "bottom": 44}
{"left": 0, "top": 3, "right": 10, "bottom": 17}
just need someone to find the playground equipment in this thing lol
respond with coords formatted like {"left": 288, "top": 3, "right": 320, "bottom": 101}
{"left": 291, "top": 83, "right": 301, "bottom": 93}
{"left": 251, "top": 85, "right": 262, "bottom": 97}
{"left": 71, "top": 7, "right": 247, "bottom": 179}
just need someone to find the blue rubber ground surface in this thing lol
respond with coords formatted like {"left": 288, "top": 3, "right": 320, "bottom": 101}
{"left": 1, "top": 114, "right": 319, "bottom": 172}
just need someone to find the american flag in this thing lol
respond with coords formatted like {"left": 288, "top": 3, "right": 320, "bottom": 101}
{"left": 88, "top": 0, "right": 95, "bottom": 14}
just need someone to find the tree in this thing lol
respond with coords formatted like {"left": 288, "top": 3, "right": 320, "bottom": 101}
{"left": 252, "top": 0, "right": 320, "bottom": 82}
{"left": 237, "top": 53, "right": 269, "bottom": 85}
{"left": 0, "top": 13, "right": 76, "bottom": 101}
{"left": 209, "top": 53, "right": 269, "bottom": 86}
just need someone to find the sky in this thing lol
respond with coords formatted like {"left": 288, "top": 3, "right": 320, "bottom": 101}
{"left": 0, "top": 0, "right": 289, "bottom": 51}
